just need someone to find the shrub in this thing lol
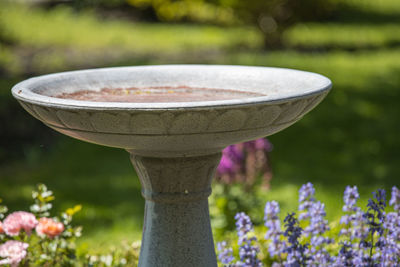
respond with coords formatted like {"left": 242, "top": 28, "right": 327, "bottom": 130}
{"left": 217, "top": 183, "right": 400, "bottom": 266}
{"left": 0, "top": 184, "right": 140, "bottom": 266}
{"left": 0, "top": 184, "right": 81, "bottom": 266}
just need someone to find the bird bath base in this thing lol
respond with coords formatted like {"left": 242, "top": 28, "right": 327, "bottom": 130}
{"left": 131, "top": 153, "right": 221, "bottom": 266}
{"left": 12, "top": 65, "right": 331, "bottom": 267}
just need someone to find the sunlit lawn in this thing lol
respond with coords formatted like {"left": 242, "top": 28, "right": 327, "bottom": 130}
{"left": 0, "top": 0, "right": 399, "bottom": 252}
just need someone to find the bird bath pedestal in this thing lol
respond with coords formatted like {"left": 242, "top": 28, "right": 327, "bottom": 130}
{"left": 12, "top": 65, "right": 331, "bottom": 267}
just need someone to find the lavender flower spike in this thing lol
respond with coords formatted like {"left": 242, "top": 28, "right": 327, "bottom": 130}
{"left": 306, "top": 201, "right": 333, "bottom": 265}
{"left": 235, "top": 212, "right": 262, "bottom": 267}
{"left": 298, "top": 182, "right": 316, "bottom": 221}
{"left": 334, "top": 241, "right": 354, "bottom": 267}
{"left": 283, "top": 212, "right": 309, "bottom": 266}
{"left": 343, "top": 186, "right": 360, "bottom": 212}
{"left": 338, "top": 185, "right": 368, "bottom": 241}
{"left": 217, "top": 241, "right": 234, "bottom": 265}
{"left": 264, "top": 201, "right": 281, "bottom": 239}
{"left": 264, "top": 201, "right": 286, "bottom": 259}
{"left": 389, "top": 186, "right": 400, "bottom": 212}
{"left": 235, "top": 212, "right": 253, "bottom": 245}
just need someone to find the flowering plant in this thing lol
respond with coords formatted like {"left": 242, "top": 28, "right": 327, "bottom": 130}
{"left": 217, "top": 183, "right": 400, "bottom": 266}
{"left": 211, "top": 138, "right": 273, "bottom": 233}
{"left": 216, "top": 138, "right": 273, "bottom": 189}
{"left": 0, "top": 184, "right": 82, "bottom": 267}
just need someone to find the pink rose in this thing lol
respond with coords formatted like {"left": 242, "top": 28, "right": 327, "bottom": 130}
{"left": 3, "top": 211, "right": 38, "bottom": 236}
{"left": 0, "top": 240, "right": 29, "bottom": 267}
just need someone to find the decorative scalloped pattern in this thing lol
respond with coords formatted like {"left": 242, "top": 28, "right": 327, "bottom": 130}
{"left": 19, "top": 92, "right": 327, "bottom": 136}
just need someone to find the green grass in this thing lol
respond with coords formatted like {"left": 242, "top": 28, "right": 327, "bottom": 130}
{"left": 0, "top": 138, "right": 144, "bottom": 251}
{"left": 284, "top": 23, "right": 400, "bottom": 48}
{"left": 0, "top": 2, "right": 261, "bottom": 75}
{"left": 226, "top": 48, "right": 400, "bottom": 184}
{"left": 1, "top": 0, "right": 400, "bottom": 253}
{"left": 0, "top": 3, "right": 261, "bottom": 53}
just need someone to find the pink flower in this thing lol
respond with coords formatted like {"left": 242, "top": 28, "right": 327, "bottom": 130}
{"left": 0, "top": 240, "right": 29, "bottom": 267}
{"left": 3, "top": 211, "right": 38, "bottom": 236}
{"left": 0, "top": 221, "right": 3, "bottom": 234}
{"left": 36, "top": 217, "right": 64, "bottom": 238}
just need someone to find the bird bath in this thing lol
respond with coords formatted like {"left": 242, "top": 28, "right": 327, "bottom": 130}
{"left": 12, "top": 65, "right": 331, "bottom": 267}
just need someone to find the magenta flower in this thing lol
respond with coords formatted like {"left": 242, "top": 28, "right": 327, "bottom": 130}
{"left": 245, "top": 138, "right": 273, "bottom": 152}
{"left": 217, "top": 155, "right": 235, "bottom": 175}
{"left": 0, "top": 240, "right": 29, "bottom": 267}
{"left": 216, "top": 138, "right": 273, "bottom": 186}
{"left": 3, "top": 211, "right": 38, "bottom": 236}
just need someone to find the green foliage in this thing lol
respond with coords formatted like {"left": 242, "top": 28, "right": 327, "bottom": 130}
{"left": 83, "top": 241, "right": 140, "bottom": 267}
{"left": 127, "top": 0, "right": 237, "bottom": 25}
{"left": 0, "top": 184, "right": 82, "bottom": 266}
{"left": 123, "top": 0, "right": 340, "bottom": 47}
{"left": 210, "top": 183, "right": 267, "bottom": 237}
{"left": 30, "top": 184, "right": 54, "bottom": 218}
{"left": 0, "top": 199, "right": 8, "bottom": 220}
{"left": 0, "top": 184, "right": 140, "bottom": 266}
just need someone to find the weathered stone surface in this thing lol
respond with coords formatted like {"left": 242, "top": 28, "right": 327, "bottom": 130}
{"left": 131, "top": 153, "right": 221, "bottom": 267}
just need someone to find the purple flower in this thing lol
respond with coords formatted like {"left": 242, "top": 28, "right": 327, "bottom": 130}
{"left": 389, "top": 186, "right": 400, "bottom": 212}
{"left": 299, "top": 183, "right": 316, "bottom": 204}
{"left": 339, "top": 186, "right": 369, "bottom": 243}
{"left": 350, "top": 209, "right": 369, "bottom": 240}
{"left": 310, "top": 248, "right": 333, "bottom": 266}
{"left": 217, "top": 241, "right": 234, "bottom": 265}
{"left": 306, "top": 202, "right": 329, "bottom": 236}
{"left": 305, "top": 202, "right": 333, "bottom": 265}
{"left": 226, "top": 144, "right": 245, "bottom": 163}
{"left": 365, "top": 189, "right": 386, "bottom": 236}
{"left": 298, "top": 183, "right": 316, "bottom": 220}
{"left": 216, "top": 182, "right": 400, "bottom": 267}
{"left": 264, "top": 201, "right": 286, "bottom": 259}
{"left": 238, "top": 238, "right": 262, "bottom": 267}
{"left": 264, "top": 201, "right": 281, "bottom": 238}
{"left": 217, "top": 156, "right": 235, "bottom": 175}
{"left": 215, "top": 138, "right": 273, "bottom": 188}
{"left": 381, "top": 212, "right": 400, "bottom": 265}
{"left": 334, "top": 241, "right": 354, "bottom": 266}
{"left": 235, "top": 212, "right": 262, "bottom": 267}
{"left": 235, "top": 212, "right": 253, "bottom": 244}
{"left": 244, "top": 138, "right": 273, "bottom": 152}
{"left": 217, "top": 145, "right": 243, "bottom": 178}
{"left": 283, "top": 213, "right": 309, "bottom": 266}
{"left": 343, "top": 186, "right": 360, "bottom": 212}
{"left": 356, "top": 189, "right": 387, "bottom": 265}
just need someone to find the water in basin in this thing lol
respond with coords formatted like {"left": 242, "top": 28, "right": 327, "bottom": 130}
{"left": 53, "top": 86, "right": 265, "bottom": 103}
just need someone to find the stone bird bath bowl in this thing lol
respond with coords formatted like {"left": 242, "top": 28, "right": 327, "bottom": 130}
{"left": 12, "top": 65, "right": 331, "bottom": 267}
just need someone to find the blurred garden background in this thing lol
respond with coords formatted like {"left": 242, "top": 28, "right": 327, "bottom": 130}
{"left": 0, "top": 0, "right": 399, "bottom": 256}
